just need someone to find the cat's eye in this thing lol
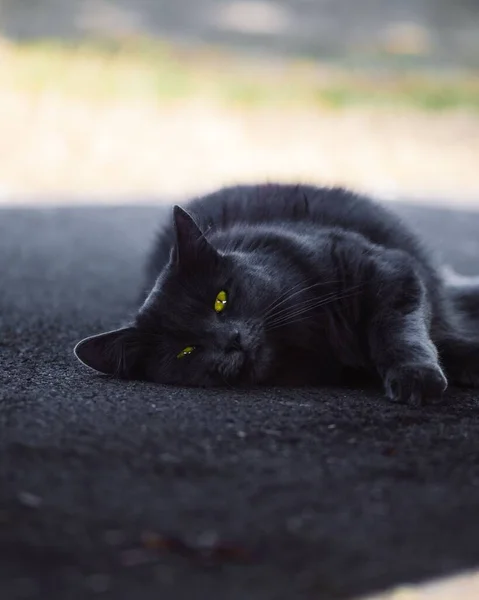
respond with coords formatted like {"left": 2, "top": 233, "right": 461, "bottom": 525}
{"left": 177, "top": 346, "right": 196, "bottom": 359}
{"left": 214, "top": 290, "right": 228, "bottom": 313}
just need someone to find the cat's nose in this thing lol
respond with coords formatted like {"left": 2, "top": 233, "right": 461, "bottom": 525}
{"left": 225, "top": 330, "right": 242, "bottom": 353}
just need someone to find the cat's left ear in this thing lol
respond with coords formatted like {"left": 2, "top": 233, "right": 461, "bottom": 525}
{"left": 173, "top": 205, "right": 217, "bottom": 268}
{"left": 74, "top": 326, "right": 142, "bottom": 378}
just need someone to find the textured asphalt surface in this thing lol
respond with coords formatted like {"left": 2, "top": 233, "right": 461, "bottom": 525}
{"left": 1, "top": 200, "right": 479, "bottom": 600}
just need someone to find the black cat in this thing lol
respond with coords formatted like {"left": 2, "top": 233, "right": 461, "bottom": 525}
{"left": 74, "top": 184, "right": 479, "bottom": 404}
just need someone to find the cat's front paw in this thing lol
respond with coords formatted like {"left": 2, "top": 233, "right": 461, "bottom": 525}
{"left": 383, "top": 363, "right": 448, "bottom": 405}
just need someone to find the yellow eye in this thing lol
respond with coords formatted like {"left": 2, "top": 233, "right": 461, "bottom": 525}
{"left": 214, "top": 290, "right": 228, "bottom": 313}
{"left": 177, "top": 346, "right": 195, "bottom": 359}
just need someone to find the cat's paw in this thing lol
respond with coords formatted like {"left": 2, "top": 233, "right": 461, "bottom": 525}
{"left": 383, "top": 363, "right": 448, "bottom": 405}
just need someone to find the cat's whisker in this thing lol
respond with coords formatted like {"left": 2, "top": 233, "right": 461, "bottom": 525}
{"left": 220, "top": 375, "right": 236, "bottom": 390}
{"left": 263, "top": 279, "right": 345, "bottom": 318}
{"left": 198, "top": 223, "right": 215, "bottom": 241}
{"left": 266, "top": 314, "right": 321, "bottom": 332}
{"left": 266, "top": 300, "right": 337, "bottom": 328}
{"left": 265, "top": 284, "right": 363, "bottom": 326}
{"left": 265, "top": 288, "right": 363, "bottom": 330}
{"left": 274, "top": 292, "right": 357, "bottom": 323}
{"left": 264, "top": 279, "right": 345, "bottom": 316}
{"left": 266, "top": 290, "right": 341, "bottom": 322}
{"left": 260, "top": 276, "right": 319, "bottom": 318}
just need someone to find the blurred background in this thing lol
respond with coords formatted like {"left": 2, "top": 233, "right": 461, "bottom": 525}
{"left": 0, "top": 0, "right": 478, "bottom": 205}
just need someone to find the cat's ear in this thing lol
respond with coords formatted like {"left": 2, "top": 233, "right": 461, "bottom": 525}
{"left": 74, "top": 326, "right": 142, "bottom": 378}
{"left": 173, "top": 205, "right": 217, "bottom": 267}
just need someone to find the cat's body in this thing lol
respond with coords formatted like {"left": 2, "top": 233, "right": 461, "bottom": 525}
{"left": 75, "top": 184, "right": 479, "bottom": 403}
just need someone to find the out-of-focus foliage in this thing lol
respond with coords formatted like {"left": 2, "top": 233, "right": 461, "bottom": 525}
{"left": 0, "top": 0, "right": 478, "bottom": 201}
{"left": 1, "top": 39, "right": 479, "bottom": 111}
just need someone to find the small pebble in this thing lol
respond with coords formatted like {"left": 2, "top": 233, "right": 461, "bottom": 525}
{"left": 18, "top": 492, "right": 42, "bottom": 508}
{"left": 153, "top": 565, "right": 175, "bottom": 584}
{"left": 286, "top": 515, "right": 304, "bottom": 532}
{"left": 196, "top": 530, "right": 219, "bottom": 549}
{"left": 160, "top": 453, "right": 181, "bottom": 464}
{"left": 264, "top": 428, "right": 281, "bottom": 436}
{"left": 141, "top": 531, "right": 166, "bottom": 550}
{"left": 85, "top": 574, "right": 110, "bottom": 594}
{"left": 103, "top": 529, "right": 125, "bottom": 546}
{"left": 120, "top": 548, "right": 151, "bottom": 567}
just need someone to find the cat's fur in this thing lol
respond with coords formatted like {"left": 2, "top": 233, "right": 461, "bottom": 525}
{"left": 74, "top": 184, "right": 479, "bottom": 404}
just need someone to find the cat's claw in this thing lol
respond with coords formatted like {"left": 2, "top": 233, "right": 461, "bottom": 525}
{"left": 384, "top": 363, "right": 448, "bottom": 405}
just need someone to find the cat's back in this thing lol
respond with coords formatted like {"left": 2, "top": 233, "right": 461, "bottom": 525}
{"left": 189, "top": 184, "right": 414, "bottom": 249}
{"left": 147, "top": 183, "right": 434, "bottom": 281}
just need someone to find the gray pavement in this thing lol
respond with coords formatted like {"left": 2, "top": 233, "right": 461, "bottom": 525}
{"left": 1, "top": 200, "right": 479, "bottom": 599}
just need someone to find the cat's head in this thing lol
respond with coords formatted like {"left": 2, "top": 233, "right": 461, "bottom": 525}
{"left": 74, "top": 206, "right": 280, "bottom": 386}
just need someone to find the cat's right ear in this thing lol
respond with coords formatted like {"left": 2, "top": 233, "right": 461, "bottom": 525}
{"left": 73, "top": 326, "right": 142, "bottom": 378}
{"left": 172, "top": 205, "right": 217, "bottom": 268}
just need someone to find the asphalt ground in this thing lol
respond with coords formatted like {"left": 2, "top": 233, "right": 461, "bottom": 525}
{"left": 1, "top": 200, "right": 479, "bottom": 600}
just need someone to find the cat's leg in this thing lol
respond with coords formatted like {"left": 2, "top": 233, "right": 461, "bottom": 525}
{"left": 367, "top": 252, "right": 447, "bottom": 404}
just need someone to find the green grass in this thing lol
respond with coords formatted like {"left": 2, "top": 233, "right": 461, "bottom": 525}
{"left": 320, "top": 82, "right": 479, "bottom": 111}
{"left": 1, "top": 38, "right": 479, "bottom": 111}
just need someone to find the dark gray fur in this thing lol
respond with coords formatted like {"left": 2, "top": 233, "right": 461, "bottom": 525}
{"left": 74, "top": 184, "right": 479, "bottom": 404}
